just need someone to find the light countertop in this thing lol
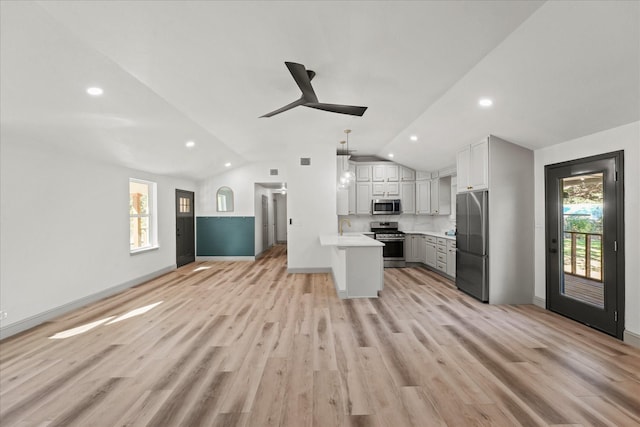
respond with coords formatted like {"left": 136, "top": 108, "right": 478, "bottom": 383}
{"left": 403, "top": 230, "right": 456, "bottom": 241}
{"left": 319, "top": 233, "right": 384, "bottom": 248}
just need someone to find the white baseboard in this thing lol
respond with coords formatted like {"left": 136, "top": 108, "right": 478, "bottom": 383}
{"left": 196, "top": 256, "right": 255, "bottom": 261}
{"left": 532, "top": 296, "right": 546, "bottom": 309}
{"left": 624, "top": 329, "right": 640, "bottom": 349}
{"left": 0, "top": 265, "right": 175, "bottom": 340}
{"left": 287, "top": 267, "right": 332, "bottom": 274}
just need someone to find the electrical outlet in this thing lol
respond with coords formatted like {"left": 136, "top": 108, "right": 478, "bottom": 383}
{"left": 0, "top": 310, "right": 8, "bottom": 320}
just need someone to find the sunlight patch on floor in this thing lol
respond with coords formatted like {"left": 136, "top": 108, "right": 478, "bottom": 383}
{"left": 105, "top": 301, "right": 163, "bottom": 325}
{"left": 49, "top": 316, "right": 115, "bottom": 339}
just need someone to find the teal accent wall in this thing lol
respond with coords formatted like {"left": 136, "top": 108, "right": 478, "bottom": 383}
{"left": 196, "top": 217, "right": 255, "bottom": 256}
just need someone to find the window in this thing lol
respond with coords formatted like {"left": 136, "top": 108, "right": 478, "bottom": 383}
{"left": 129, "top": 179, "right": 157, "bottom": 252}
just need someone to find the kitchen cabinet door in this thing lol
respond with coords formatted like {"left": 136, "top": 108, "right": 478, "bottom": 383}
{"left": 372, "top": 165, "right": 386, "bottom": 181}
{"left": 446, "top": 240, "right": 456, "bottom": 277}
{"left": 457, "top": 139, "right": 488, "bottom": 192}
{"left": 386, "top": 182, "right": 400, "bottom": 196}
{"left": 457, "top": 147, "right": 470, "bottom": 192}
{"left": 385, "top": 165, "right": 399, "bottom": 181}
{"left": 418, "top": 236, "right": 427, "bottom": 263}
{"left": 357, "top": 165, "right": 371, "bottom": 182}
{"left": 356, "top": 183, "right": 372, "bottom": 214}
{"left": 400, "top": 166, "right": 415, "bottom": 181}
{"left": 425, "top": 241, "right": 436, "bottom": 267}
{"left": 469, "top": 140, "right": 489, "bottom": 190}
{"left": 430, "top": 178, "right": 440, "bottom": 214}
{"left": 405, "top": 235, "right": 420, "bottom": 262}
{"left": 416, "top": 180, "right": 431, "bottom": 214}
{"left": 372, "top": 182, "right": 385, "bottom": 196}
{"left": 400, "top": 182, "right": 415, "bottom": 214}
{"left": 348, "top": 189, "right": 356, "bottom": 216}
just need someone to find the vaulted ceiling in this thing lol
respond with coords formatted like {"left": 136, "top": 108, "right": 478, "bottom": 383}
{"left": 1, "top": 1, "right": 638, "bottom": 180}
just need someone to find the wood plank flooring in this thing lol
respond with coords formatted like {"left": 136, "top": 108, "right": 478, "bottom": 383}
{"left": 1, "top": 244, "right": 639, "bottom": 426}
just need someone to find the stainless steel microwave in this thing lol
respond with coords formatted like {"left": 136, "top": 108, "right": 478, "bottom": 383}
{"left": 372, "top": 199, "right": 401, "bottom": 215}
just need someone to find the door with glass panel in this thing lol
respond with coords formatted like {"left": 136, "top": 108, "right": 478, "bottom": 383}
{"left": 176, "top": 189, "right": 195, "bottom": 268}
{"left": 545, "top": 151, "right": 624, "bottom": 338}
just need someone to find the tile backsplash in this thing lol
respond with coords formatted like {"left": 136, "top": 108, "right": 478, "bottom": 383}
{"left": 338, "top": 214, "right": 455, "bottom": 233}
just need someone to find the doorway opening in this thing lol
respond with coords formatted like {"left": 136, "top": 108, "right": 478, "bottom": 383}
{"left": 255, "top": 183, "right": 287, "bottom": 259}
{"left": 545, "top": 151, "right": 624, "bottom": 338}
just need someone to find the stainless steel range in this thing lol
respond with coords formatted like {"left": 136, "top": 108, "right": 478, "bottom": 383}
{"left": 370, "top": 221, "right": 405, "bottom": 268}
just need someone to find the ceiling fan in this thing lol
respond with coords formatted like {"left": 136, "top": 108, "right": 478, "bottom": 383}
{"left": 261, "top": 61, "right": 368, "bottom": 118}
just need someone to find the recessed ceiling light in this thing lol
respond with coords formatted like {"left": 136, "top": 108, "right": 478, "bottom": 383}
{"left": 410, "top": 135, "right": 418, "bottom": 142}
{"left": 185, "top": 140, "right": 195, "bottom": 148}
{"left": 86, "top": 87, "right": 103, "bottom": 96}
{"left": 388, "top": 153, "right": 394, "bottom": 158}
{"left": 478, "top": 98, "right": 493, "bottom": 107}
{"left": 224, "top": 162, "right": 231, "bottom": 167}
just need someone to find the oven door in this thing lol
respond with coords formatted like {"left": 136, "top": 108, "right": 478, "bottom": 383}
{"left": 378, "top": 239, "right": 404, "bottom": 259}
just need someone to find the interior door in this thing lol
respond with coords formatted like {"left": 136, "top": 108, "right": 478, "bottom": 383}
{"left": 545, "top": 151, "right": 624, "bottom": 338}
{"left": 262, "top": 195, "right": 269, "bottom": 252}
{"left": 176, "top": 189, "right": 195, "bottom": 268}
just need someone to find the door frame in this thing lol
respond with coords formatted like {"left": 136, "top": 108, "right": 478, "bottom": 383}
{"left": 175, "top": 189, "right": 195, "bottom": 268}
{"left": 544, "top": 150, "right": 625, "bottom": 339}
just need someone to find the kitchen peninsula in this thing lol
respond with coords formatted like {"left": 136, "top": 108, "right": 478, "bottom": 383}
{"left": 319, "top": 233, "right": 384, "bottom": 299}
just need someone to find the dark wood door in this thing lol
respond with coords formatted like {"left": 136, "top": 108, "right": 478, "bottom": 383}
{"left": 545, "top": 151, "right": 624, "bottom": 338}
{"left": 176, "top": 189, "right": 195, "bottom": 268}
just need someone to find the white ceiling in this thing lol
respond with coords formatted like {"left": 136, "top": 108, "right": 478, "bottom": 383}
{"left": 1, "top": 1, "right": 638, "bottom": 180}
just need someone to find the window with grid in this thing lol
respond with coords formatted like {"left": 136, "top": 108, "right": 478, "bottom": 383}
{"left": 129, "top": 179, "right": 157, "bottom": 252}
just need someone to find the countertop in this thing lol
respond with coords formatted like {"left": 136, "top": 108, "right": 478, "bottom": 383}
{"left": 403, "top": 230, "right": 456, "bottom": 241}
{"left": 319, "top": 233, "right": 384, "bottom": 248}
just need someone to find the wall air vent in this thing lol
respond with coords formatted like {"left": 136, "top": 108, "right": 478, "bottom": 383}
{"left": 270, "top": 169, "right": 278, "bottom": 176}
{"left": 300, "top": 158, "right": 311, "bottom": 166}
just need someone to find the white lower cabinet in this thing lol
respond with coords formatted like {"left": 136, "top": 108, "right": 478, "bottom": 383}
{"left": 425, "top": 236, "right": 437, "bottom": 268}
{"left": 446, "top": 240, "right": 456, "bottom": 277}
{"left": 405, "top": 235, "right": 419, "bottom": 262}
{"left": 407, "top": 233, "right": 455, "bottom": 278}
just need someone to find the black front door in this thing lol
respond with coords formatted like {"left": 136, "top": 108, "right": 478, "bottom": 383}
{"left": 545, "top": 151, "right": 624, "bottom": 338}
{"left": 176, "top": 189, "right": 195, "bottom": 268}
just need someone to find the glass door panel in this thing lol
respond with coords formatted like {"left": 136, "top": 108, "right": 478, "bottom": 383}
{"left": 560, "top": 173, "right": 604, "bottom": 308}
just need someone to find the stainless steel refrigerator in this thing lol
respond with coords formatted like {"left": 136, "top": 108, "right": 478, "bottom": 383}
{"left": 456, "top": 190, "right": 489, "bottom": 302}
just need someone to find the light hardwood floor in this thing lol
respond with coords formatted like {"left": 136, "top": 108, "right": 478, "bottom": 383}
{"left": 1, "top": 244, "right": 639, "bottom": 426}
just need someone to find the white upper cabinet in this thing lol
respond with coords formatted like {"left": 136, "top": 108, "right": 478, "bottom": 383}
{"left": 400, "top": 182, "right": 415, "bottom": 214}
{"left": 385, "top": 164, "right": 399, "bottom": 181}
{"left": 372, "top": 165, "right": 385, "bottom": 181}
{"left": 372, "top": 164, "right": 399, "bottom": 182}
{"left": 373, "top": 181, "right": 399, "bottom": 197}
{"left": 416, "top": 170, "right": 431, "bottom": 181}
{"left": 356, "top": 165, "right": 371, "bottom": 182}
{"left": 400, "top": 166, "right": 415, "bottom": 181}
{"left": 429, "top": 175, "right": 451, "bottom": 215}
{"left": 348, "top": 163, "right": 356, "bottom": 214}
{"left": 416, "top": 180, "right": 431, "bottom": 214}
{"left": 356, "top": 183, "right": 372, "bottom": 214}
{"left": 457, "top": 139, "right": 488, "bottom": 192}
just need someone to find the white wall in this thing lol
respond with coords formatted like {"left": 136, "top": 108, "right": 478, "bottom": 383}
{"left": 198, "top": 161, "right": 286, "bottom": 216}
{"left": 284, "top": 144, "right": 336, "bottom": 271}
{"left": 197, "top": 144, "right": 335, "bottom": 271}
{"left": 0, "top": 140, "right": 195, "bottom": 337}
{"left": 534, "top": 121, "right": 640, "bottom": 338}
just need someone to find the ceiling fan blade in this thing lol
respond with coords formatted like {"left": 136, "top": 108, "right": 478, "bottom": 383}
{"left": 304, "top": 103, "right": 368, "bottom": 117}
{"left": 285, "top": 62, "right": 318, "bottom": 102}
{"left": 260, "top": 97, "right": 306, "bottom": 118}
